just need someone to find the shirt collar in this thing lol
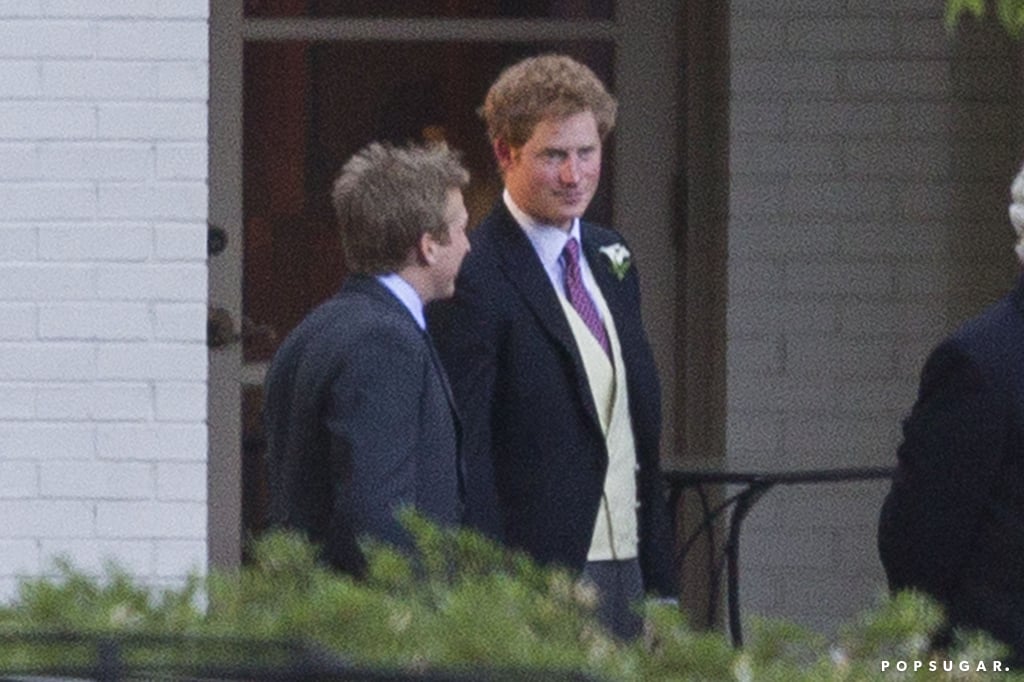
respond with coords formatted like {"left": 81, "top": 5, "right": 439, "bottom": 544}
{"left": 375, "top": 272, "right": 426, "bottom": 330}
{"left": 503, "top": 189, "right": 581, "bottom": 272}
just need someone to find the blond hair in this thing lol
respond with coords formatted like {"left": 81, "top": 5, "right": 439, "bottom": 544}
{"left": 1011, "top": 161, "right": 1024, "bottom": 264}
{"left": 331, "top": 142, "right": 468, "bottom": 274}
{"left": 479, "top": 54, "right": 617, "bottom": 148}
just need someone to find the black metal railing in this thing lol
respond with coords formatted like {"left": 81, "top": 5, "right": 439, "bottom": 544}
{"left": 664, "top": 465, "right": 895, "bottom": 646}
{"left": 0, "top": 631, "right": 599, "bottom": 681}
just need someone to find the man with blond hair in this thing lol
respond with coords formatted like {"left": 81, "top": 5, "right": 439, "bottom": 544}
{"left": 429, "top": 54, "right": 676, "bottom": 639}
{"left": 879, "top": 161, "right": 1024, "bottom": 659}
{"left": 264, "top": 142, "right": 470, "bottom": 577}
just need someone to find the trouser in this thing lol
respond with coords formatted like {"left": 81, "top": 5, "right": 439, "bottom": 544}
{"left": 581, "top": 558, "right": 644, "bottom": 640}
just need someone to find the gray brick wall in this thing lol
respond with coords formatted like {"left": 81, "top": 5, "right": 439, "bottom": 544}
{"left": 727, "top": 3, "right": 1023, "bottom": 635}
{"left": 0, "top": 1, "right": 209, "bottom": 600}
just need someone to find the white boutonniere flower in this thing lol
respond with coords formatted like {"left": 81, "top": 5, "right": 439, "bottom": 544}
{"left": 599, "top": 243, "right": 632, "bottom": 280}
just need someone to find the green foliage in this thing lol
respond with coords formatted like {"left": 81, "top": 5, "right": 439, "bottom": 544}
{"left": 2, "top": 515, "right": 1024, "bottom": 680}
{"left": 946, "top": 0, "right": 1024, "bottom": 37}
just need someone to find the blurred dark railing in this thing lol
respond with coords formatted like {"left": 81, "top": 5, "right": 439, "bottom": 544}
{"left": 0, "top": 631, "right": 599, "bottom": 681}
{"left": 664, "top": 466, "right": 895, "bottom": 646}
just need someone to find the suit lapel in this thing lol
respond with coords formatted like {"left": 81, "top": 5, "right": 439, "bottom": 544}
{"left": 490, "top": 206, "right": 603, "bottom": 433}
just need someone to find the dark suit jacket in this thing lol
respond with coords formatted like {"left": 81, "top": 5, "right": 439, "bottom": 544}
{"left": 879, "top": 273, "right": 1024, "bottom": 655}
{"left": 428, "top": 202, "right": 677, "bottom": 597}
{"left": 264, "top": 274, "right": 462, "bottom": 577}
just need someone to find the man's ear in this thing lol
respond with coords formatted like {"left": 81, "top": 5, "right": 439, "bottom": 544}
{"left": 416, "top": 231, "right": 437, "bottom": 266}
{"left": 493, "top": 138, "right": 513, "bottom": 169}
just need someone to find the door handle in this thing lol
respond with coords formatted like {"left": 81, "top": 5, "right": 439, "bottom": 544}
{"left": 207, "top": 307, "right": 276, "bottom": 350}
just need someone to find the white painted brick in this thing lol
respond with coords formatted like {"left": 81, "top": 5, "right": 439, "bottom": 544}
{"left": 0, "top": 183, "right": 95, "bottom": 219}
{"left": 154, "top": 222, "right": 206, "bottom": 260}
{"left": 97, "top": 424, "right": 206, "bottom": 462}
{"left": 731, "top": 0, "right": 845, "bottom": 15}
{"left": 784, "top": 262, "right": 894, "bottom": 296}
{"left": 0, "top": 500, "right": 94, "bottom": 537}
{"left": 726, "top": 412, "right": 783, "bottom": 452}
{"left": 952, "top": 58, "right": 1019, "bottom": 101}
{"left": 728, "top": 176, "right": 788, "bottom": 218}
{"left": 730, "top": 19, "right": 787, "bottom": 56}
{"left": 96, "top": 343, "right": 205, "bottom": 380}
{"left": 41, "top": 61, "right": 158, "bottom": 100}
{"left": 787, "top": 19, "right": 896, "bottom": 56}
{"left": 42, "top": 1, "right": 157, "bottom": 16}
{"left": 0, "top": 461, "right": 38, "bottom": 498}
{"left": 0, "top": 103, "right": 96, "bottom": 139}
{"left": 157, "top": 62, "right": 207, "bottom": 99}
{"left": 788, "top": 101, "right": 898, "bottom": 137}
{"left": 845, "top": 0, "right": 942, "bottom": 16}
{"left": 744, "top": 527, "right": 835, "bottom": 570}
{"left": 838, "top": 222, "right": 948, "bottom": 258}
{"left": 0, "top": 540, "right": 40, "bottom": 575}
{"left": 730, "top": 101, "right": 787, "bottom": 135}
{"left": 785, "top": 336, "right": 896, "bottom": 378}
{"left": 728, "top": 297, "right": 838, "bottom": 336}
{"left": 785, "top": 179, "right": 897, "bottom": 219}
{"left": 731, "top": 218, "right": 841, "bottom": 257}
{"left": 731, "top": 138, "right": 841, "bottom": 176}
{"left": 844, "top": 139, "right": 950, "bottom": 179}
{"left": 95, "top": 500, "right": 204, "bottom": 539}
{"left": 839, "top": 300, "right": 944, "bottom": 336}
{"left": 728, "top": 375, "right": 837, "bottom": 414}
{"left": 0, "top": 264, "right": 95, "bottom": 301}
{"left": 95, "top": 20, "right": 207, "bottom": 61}
{"left": 41, "top": 461, "right": 153, "bottom": 499}
{"left": 156, "top": 144, "right": 206, "bottom": 180}
{"left": 0, "top": 423, "right": 95, "bottom": 460}
{"left": 0, "top": 144, "right": 40, "bottom": 179}
{"left": 39, "top": 145, "right": 154, "bottom": 181}
{"left": 834, "top": 378, "right": 918, "bottom": 416}
{"left": 0, "top": 344, "right": 95, "bottom": 381}
{"left": 35, "top": 383, "right": 152, "bottom": 421}
{"left": 97, "top": 181, "right": 207, "bottom": 220}
{"left": 153, "top": 303, "right": 205, "bottom": 341}
{"left": 96, "top": 263, "right": 206, "bottom": 301}
{"left": 732, "top": 60, "right": 839, "bottom": 95}
{"left": 38, "top": 223, "right": 151, "bottom": 261}
{"left": 782, "top": 415, "right": 899, "bottom": 460}
{"left": 727, "top": 257, "right": 783, "bottom": 294}
{"left": 898, "top": 18, "right": 953, "bottom": 58}
{"left": 727, "top": 336, "right": 781, "bottom": 377}
{"left": 777, "top": 483, "right": 889, "bottom": 530}
{"left": 39, "top": 539, "right": 154, "bottom": 576}
{"left": 154, "top": 539, "right": 205, "bottom": 577}
{"left": 156, "top": 461, "right": 205, "bottom": 501}
{"left": 154, "top": 382, "right": 205, "bottom": 422}
{"left": 0, "top": 304, "right": 36, "bottom": 339}
{"left": 0, "top": 383, "right": 35, "bottom": 418}
{"left": 0, "top": 20, "right": 92, "bottom": 58}
{"left": 97, "top": 104, "right": 206, "bottom": 141}
{"left": 0, "top": 2, "right": 42, "bottom": 19}
{"left": 0, "top": 578, "right": 16, "bottom": 604}
{"left": 844, "top": 60, "right": 950, "bottom": 97}
{"left": 155, "top": 0, "right": 207, "bottom": 19}
{"left": 0, "top": 59, "right": 38, "bottom": 95}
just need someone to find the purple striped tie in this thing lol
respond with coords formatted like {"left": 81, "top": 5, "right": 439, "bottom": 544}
{"left": 563, "top": 237, "right": 610, "bottom": 358}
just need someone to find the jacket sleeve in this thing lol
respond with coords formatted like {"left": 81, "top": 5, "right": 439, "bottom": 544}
{"left": 878, "top": 340, "right": 1009, "bottom": 600}
{"left": 428, "top": 265, "right": 504, "bottom": 541}
{"left": 322, "top": 327, "right": 432, "bottom": 561}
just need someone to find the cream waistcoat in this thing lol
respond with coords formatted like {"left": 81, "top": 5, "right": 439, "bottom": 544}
{"left": 556, "top": 285, "right": 639, "bottom": 561}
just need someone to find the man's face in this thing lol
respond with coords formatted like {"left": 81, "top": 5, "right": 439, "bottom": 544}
{"left": 429, "top": 187, "right": 470, "bottom": 300}
{"left": 499, "top": 110, "right": 602, "bottom": 231}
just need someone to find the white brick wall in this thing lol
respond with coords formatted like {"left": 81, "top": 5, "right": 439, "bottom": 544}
{"left": 728, "top": 4, "right": 1022, "bottom": 635}
{"left": 0, "top": 3, "right": 209, "bottom": 601}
